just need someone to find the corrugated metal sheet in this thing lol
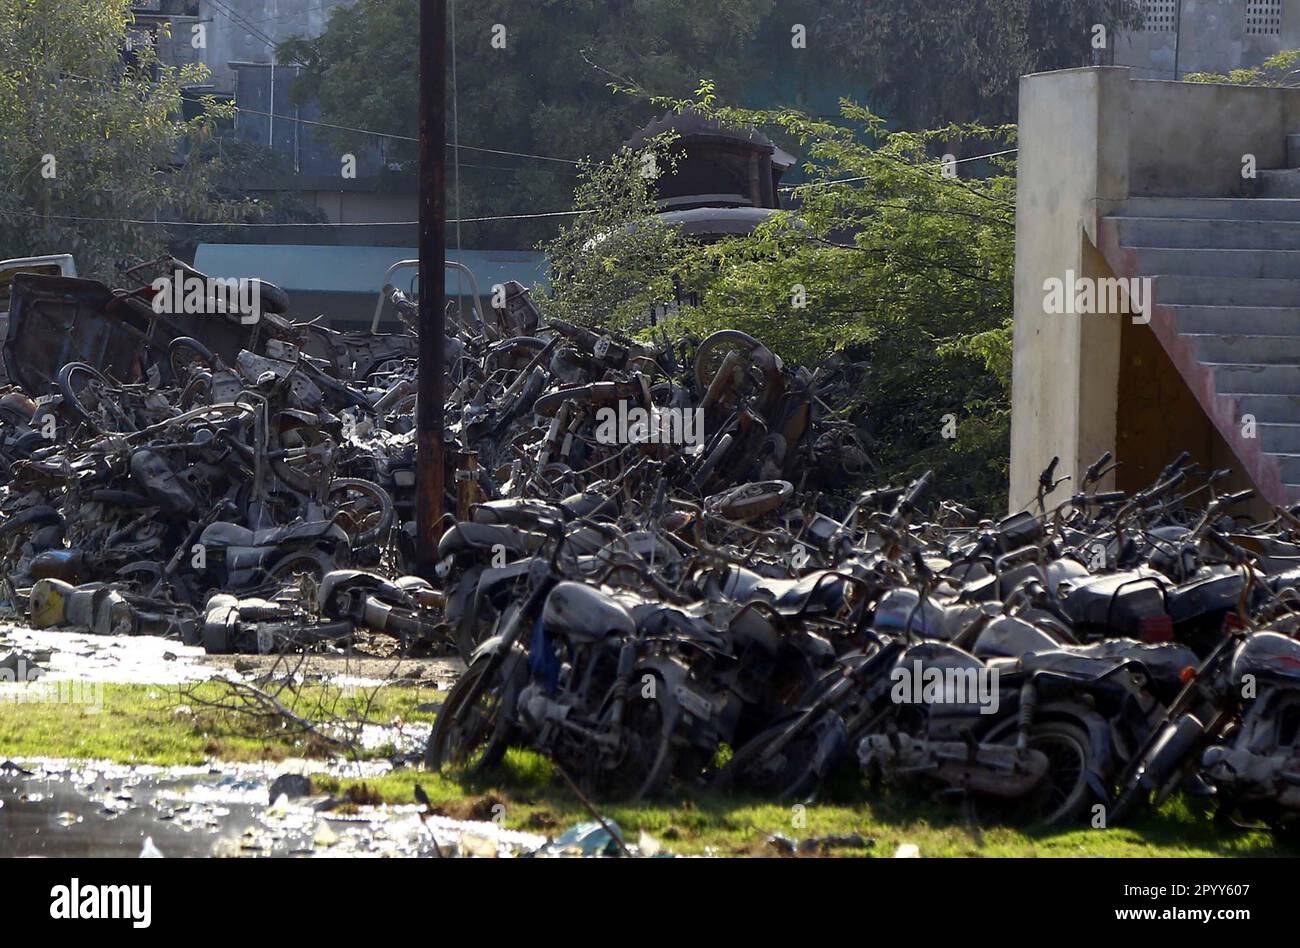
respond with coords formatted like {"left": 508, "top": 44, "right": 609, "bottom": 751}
{"left": 193, "top": 245, "right": 550, "bottom": 295}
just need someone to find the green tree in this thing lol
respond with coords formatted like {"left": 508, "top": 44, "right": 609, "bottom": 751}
{"left": 0, "top": 0, "right": 241, "bottom": 280}
{"left": 542, "top": 136, "right": 691, "bottom": 331}
{"left": 1187, "top": 49, "right": 1300, "bottom": 87}
{"left": 278, "top": 0, "right": 777, "bottom": 248}
{"left": 814, "top": 0, "right": 1141, "bottom": 129}
{"left": 541, "top": 90, "right": 1016, "bottom": 510}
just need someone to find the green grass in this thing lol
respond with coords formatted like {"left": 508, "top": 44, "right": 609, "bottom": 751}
{"left": 2, "top": 683, "right": 1294, "bottom": 857}
{"left": 0, "top": 682, "right": 441, "bottom": 765}
{"left": 321, "top": 755, "right": 1294, "bottom": 856}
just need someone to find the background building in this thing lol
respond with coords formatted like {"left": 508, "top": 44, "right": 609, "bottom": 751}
{"left": 1114, "top": 0, "right": 1298, "bottom": 79}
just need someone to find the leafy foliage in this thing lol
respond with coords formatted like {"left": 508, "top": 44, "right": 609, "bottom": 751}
{"left": 814, "top": 0, "right": 1142, "bottom": 129}
{"left": 1187, "top": 49, "right": 1300, "bottom": 87}
{"left": 540, "top": 90, "right": 1015, "bottom": 511}
{"left": 0, "top": 0, "right": 241, "bottom": 280}
{"left": 542, "top": 137, "right": 693, "bottom": 330}
{"left": 278, "top": 0, "right": 778, "bottom": 248}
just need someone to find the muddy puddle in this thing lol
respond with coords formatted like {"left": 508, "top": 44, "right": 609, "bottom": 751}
{"left": 0, "top": 758, "right": 546, "bottom": 858}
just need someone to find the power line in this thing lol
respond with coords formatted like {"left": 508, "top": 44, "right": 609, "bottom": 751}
{"left": 206, "top": 0, "right": 290, "bottom": 57}
{"left": 60, "top": 64, "right": 581, "bottom": 173}
{"left": 230, "top": 105, "right": 581, "bottom": 164}
{"left": 2, "top": 209, "right": 591, "bottom": 227}
{"left": 780, "top": 148, "right": 1018, "bottom": 192}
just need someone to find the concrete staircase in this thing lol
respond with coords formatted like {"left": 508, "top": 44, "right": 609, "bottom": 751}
{"left": 1249, "top": 134, "right": 1300, "bottom": 198}
{"left": 1096, "top": 195, "right": 1300, "bottom": 505}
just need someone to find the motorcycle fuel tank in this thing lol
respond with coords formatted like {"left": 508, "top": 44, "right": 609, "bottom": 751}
{"left": 1232, "top": 631, "right": 1300, "bottom": 685}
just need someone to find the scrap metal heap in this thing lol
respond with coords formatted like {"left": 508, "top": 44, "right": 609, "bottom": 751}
{"left": 0, "top": 257, "right": 870, "bottom": 656}
{"left": 12, "top": 258, "right": 1300, "bottom": 831}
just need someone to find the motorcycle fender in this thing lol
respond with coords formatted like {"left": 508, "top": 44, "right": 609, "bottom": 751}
{"left": 469, "top": 634, "right": 527, "bottom": 665}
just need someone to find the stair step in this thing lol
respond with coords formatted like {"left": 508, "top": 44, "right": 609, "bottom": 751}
{"left": 1115, "top": 197, "right": 1300, "bottom": 222}
{"left": 1268, "top": 452, "right": 1300, "bottom": 482}
{"left": 1257, "top": 423, "right": 1300, "bottom": 453}
{"left": 1256, "top": 169, "right": 1300, "bottom": 199}
{"left": 1209, "top": 363, "right": 1300, "bottom": 395}
{"left": 1186, "top": 334, "right": 1300, "bottom": 363}
{"left": 1220, "top": 393, "right": 1300, "bottom": 423}
{"left": 1156, "top": 276, "right": 1300, "bottom": 307}
{"left": 1172, "top": 305, "right": 1300, "bottom": 334}
{"left": 1131, "top": 247, "right": 1300, "bottom": 279}
{"left": 1116, "top": 217, "right": 1300, "bottom": 250}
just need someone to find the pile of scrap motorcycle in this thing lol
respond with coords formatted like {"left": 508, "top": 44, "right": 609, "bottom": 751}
{"left": 3, "top": 258, "right": 1300, "bottom": 836}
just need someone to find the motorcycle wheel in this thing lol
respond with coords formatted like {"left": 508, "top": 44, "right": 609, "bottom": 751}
{"left": 58, "top": 362, "right": 123, "bottom": 436}
{"left": 326, "top": 478, "right": 394, "bottom": 548}
{"left": 424, "top": 654, "right": 516, "bottom": 776}
{"left": 1020, "top": 721, "right": 1094, "bottom": 827}
{"left": 582, "top": 673, "right": 676, "bottom": 802}
{"left": 714, "top": 715, "right": 824, "bottom": 800}
{"left": 166, "top": 336, "right": 217, "bottom": 385}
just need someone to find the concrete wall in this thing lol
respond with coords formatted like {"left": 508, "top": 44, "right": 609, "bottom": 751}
{"left": 1010, "top": 67, "right": 1300, "bottom": 510}
{"left": 1115, "top": 0, "right": 1300, "bottom": 79}
{"left": 1010, "top": 68, "right": 1129, "bottom": 511}
{"left": 1127, "top": 78, "right": 1300, "bottom": 192}
{"left": 198, "top": 0, "right": 352, "bottom": 93}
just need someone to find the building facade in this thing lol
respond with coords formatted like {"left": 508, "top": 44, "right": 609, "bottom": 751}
{"left": 1115, "top": 0, "right": 1300, "bottom": 79}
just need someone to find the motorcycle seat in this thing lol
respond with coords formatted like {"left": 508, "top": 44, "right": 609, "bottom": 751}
{"left": 747, "top": 570, "right": 848, "bottom": 615}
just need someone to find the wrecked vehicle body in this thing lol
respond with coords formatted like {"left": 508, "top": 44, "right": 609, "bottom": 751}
{"left": 10, "top": 252, "right": 1300, "bottom": 837}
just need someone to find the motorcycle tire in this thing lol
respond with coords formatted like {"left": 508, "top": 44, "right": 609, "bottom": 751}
{"left": 326, "top": 478, "right": 395, "bottom": 548}
{"left": 1020, "top": 720, "right": 1095, "bottom": 827}
{"left": 57, "top": 362, "right": 118, "bottom": 436}
{"left": 166, "top": 336, "right": 217, "bottom": 385}
{"left": 424, "top": 652, "right": 518, "bottom": 776}
{"left": 714, "top": 714, "right": 825, "bottom": 800}
{"left": 581, "top": 670, "right": 676, "bottom": 802}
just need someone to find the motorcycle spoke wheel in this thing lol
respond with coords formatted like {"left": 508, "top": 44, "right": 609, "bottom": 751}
{"left": 326, "top": 478, "right": 394, "bottom": 548}
{"left": 587, "top": 682, "right": 675, "bottom": 802}
{"left": 717, "top": 717, "right": 823, "bottom": 800}
{"left": 1016, "top": 721, "right": 1094, "bottom": 828}
{"left": 426, "top": 657, "right": 512, "bottom": 778}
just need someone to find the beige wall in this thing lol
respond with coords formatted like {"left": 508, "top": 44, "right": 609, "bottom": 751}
{"left": 1010, "top": 67, "right": 1129, "bottom": 511}
{"left": 1010, "top": 67, "right": 1300, "bottom": 510}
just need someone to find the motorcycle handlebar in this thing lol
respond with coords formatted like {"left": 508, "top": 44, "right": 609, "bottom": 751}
{"left": 1218, "top": 489, "right": 1255, "bottom": 508}
{"left": 1135, "top": 469, "right": 1187, "bottom": 505}
{"left": 1083, "top": 451, "right": 1112, "bottom": 485}
{"left": 1205, "top": 529, "right": 1250, "bottom": 563}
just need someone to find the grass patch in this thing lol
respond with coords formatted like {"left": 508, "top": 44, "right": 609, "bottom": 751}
{"left": 324, "top": 757, "right": 1295, "bottom": 857}
{"left": 2, "top": 682, "right": 1295, "bottom": 856}
{"left": 0, "top": 681, "right": 440, "bottom": 765}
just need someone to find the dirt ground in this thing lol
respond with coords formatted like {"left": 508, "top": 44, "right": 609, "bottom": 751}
{"left": 198, "top": 649, "right": 464, "bottom": 690}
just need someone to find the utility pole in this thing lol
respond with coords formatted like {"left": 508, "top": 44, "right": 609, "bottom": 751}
{"left": 415, "top": 0, "right": 446, "bottom": 577}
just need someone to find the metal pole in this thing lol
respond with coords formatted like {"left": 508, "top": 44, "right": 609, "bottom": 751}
{"left": 416, "top": 0, "right": 447, "bottom": 577}
{"left": 1173, "top": 0, "right": 1184, "bottom": 80}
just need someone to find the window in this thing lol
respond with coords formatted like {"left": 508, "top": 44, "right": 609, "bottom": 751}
{"left": 1142, "top": 0, "right": 1177, "bottom": 33}
{"left": 1246, "top": 0, "right": 1283, "bottom": 36}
